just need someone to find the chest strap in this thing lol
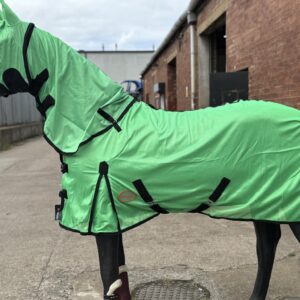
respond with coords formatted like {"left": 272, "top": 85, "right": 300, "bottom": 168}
{"left": 133, "top": 180, "right": 169, "bottom": 214}
{"left": 190, "top": 177, "right": 231, "bottom": 213}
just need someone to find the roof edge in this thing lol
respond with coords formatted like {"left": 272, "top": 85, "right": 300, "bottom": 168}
{"left": 141, "top": 0, "right": 205, "bottom": 77}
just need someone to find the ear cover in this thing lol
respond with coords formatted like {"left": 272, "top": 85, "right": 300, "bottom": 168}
{"left": 1, "top": 0, "right": 20, "bottom": 26}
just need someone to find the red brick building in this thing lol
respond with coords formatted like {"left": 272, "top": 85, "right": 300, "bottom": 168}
{"left": 141, "top": 0, "right": 300, "bottom": 111}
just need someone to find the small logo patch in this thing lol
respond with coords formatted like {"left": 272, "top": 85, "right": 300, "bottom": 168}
{"left": 118, "top": 190, "right": 138, "bottom": 203}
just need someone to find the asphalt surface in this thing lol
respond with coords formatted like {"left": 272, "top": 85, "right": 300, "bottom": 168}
{"left": 0, "top": 137, "right": 299, "bottom": 300}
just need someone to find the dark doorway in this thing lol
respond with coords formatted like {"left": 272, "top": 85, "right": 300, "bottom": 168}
{"left": 210, "top": 24, "right": 226, "bottom": 73}
{"left": 206, "top": 16, "right": 249, "bottom": 106}
{"left": 210, "top": 71, "right": 249, "bottom": 107}
{"left": 167, "top": 58, "right": 177, "bottom": 111}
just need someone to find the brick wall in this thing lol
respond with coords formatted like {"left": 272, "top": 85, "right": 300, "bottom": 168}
{"left": 143, "top": 26, "right": 191, "bottom": 111}
{"left": 144, "top": 0, "right": 300, "bottom": 110}
{"left": 227, "top": 0, "right": 300, "bottom": 108}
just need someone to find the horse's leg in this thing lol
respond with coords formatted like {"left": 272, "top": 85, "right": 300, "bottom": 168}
{"left": 95, "top": 234, "right": 121, "bottom": 299}
{"left": 95, "top": 234, "right": 131, "bottom": 300}
{"left": 289, "top": 223, "right": 300, "bottom": 242}
{"left": 117, "top": 235, "right": 131, "bottom": 300}
{"left": 250, "top": 221, "right": 281, "bottom": 300}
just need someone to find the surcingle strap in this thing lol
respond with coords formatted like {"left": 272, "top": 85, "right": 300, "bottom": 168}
{"left": 133, "top": 180, "right": 169, "bottom": 214}
{"left": 190, "top": 177, "right": 231, "bottom": 213}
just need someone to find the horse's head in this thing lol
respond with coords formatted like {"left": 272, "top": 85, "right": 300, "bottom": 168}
{"left": 0, "top": 0, "right": 31, "bottom": 98}
{"left": 0, "top": 0, "right": 132, "bottom": 154}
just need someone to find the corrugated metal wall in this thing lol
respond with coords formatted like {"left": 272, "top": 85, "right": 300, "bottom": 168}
{"left": 0, "top": 94, "right": 42, "bottom": 126}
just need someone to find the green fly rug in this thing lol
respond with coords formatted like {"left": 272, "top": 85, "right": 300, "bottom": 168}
{"left": 1, "top": 1, "right": 300, "bottom": 235}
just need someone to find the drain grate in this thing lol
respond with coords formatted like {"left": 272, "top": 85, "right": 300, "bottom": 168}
{"left": 132, "top": 280, "right": 210, "bottom": 300}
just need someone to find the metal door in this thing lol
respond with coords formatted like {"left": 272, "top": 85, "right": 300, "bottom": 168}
{"left": 209, "top": 71, "right": 248, "bottom": 107}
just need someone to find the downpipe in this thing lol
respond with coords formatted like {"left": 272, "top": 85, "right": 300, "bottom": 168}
{"left": 188, "top": 11, "right": 197, "bottom": 110}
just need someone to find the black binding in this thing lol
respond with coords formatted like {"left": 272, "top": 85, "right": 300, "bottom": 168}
{"left": 190, "top": 177, "right": 231, "bottom": 213}
{"left": 133, "top": 180, "right": 169, "bottom": 214}
{"left": 88, "top": 166, "right": 105, "bottom": 233}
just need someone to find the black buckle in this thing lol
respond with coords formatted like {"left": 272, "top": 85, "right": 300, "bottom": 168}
{"left": 55, "top": 190, "right": 68, "bottom": 221}
{"left": 61, "top": 163, "right": 68, "bottom": 173}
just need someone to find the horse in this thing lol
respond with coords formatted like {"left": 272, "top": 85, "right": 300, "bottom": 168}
{"left": 0, "top": 1, "right": 299, "bottom": 299}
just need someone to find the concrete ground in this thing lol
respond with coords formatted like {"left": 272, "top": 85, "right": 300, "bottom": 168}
{"left": 0, "top": 137, "right": 299, "bottom": 300}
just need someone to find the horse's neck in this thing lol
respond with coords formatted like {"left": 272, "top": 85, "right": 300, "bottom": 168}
{"left": 28, "top": 28, "right": 124, "bottom": 110}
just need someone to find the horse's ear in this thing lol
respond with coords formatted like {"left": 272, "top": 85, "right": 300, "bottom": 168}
{"left": 1, "top": 0, "right": 20, "bottom": 26}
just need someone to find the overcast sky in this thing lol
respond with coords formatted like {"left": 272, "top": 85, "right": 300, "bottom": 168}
{"left": 6, "top": 0, "right": 188, "bottom": 51}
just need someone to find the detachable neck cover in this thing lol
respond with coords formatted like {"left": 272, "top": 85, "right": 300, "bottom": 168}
{"left": 0, "top": 1, "right": 134, "bottom": 154}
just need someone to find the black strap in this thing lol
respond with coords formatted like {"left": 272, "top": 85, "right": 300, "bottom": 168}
{"left": 98, "top": 108, "right": 122, "bottom": 132}
{"left": 116, "top": 99, "right": 136, "bottom": 122}
{"left": 38, "top": 95, "right": 55, "bottom": 117}
{"left": 133, "top": 180, "right": 169, "bottom": 214}
{"left": 190, "top": 177, "right": 231, "bottom": 213}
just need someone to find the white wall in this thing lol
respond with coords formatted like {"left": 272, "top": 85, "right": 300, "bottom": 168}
{"left": 81, "top": 51, "right": 154, "bottom": 83}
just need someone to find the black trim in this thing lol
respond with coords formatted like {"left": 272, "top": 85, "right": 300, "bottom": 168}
{"left": 88, "top": 165, "right": 104, "bottom": 233}
{"left": 104, "top": 172, "right": 121, "bottom": 232}
{"left": 58, "top": 213, "right": 159, "bottom": 236}
{"left": 190, "top": 177, "right": 231, "bottom": 213}
{"left": 116, "top": 98, "right": 136, "bottom": 121}
{"left": 23, "top": 23, "right": 35, "bottom": 87}
{"left": 98, "top": 108, "right": 122, "bottom": 132}
{"left": 133, "top": 179, "right": 169, "bottom": 214}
